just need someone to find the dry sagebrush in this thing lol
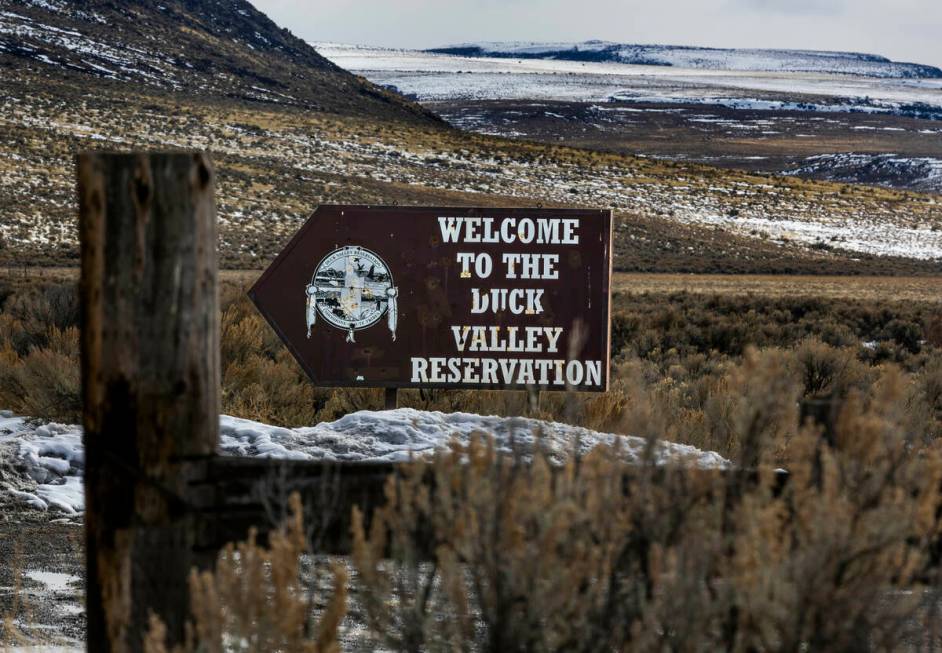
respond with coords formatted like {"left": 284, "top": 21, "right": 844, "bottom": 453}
{"left": 0, "top": 282, "right": 80, "bottom": 423}
{"left": 2, "top": 278, "right": 939, "bottom": 467}
{"left": 145, "top": 493, "right": 347, "bottom": 653}
{"left": 350, "top": 374, "right": 942, "bottom": 652}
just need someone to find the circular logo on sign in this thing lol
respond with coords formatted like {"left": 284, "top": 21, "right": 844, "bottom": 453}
{"left": 305, "top": 246, "right": 398, "bottom": 343}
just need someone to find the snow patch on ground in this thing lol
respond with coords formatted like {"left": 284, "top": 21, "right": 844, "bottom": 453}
{"left": 2, "top": 409, "right": 729, "bottom": 515}
{"left": 0, "top": 564, "right": 84, "bottom": 649}
{"left": 24, "top": 570, "right": 80, "bottom": 594}
{"left": 220, "top": 409, "right": 729, "bottom": 466}
{"left": 2, "top": 646, "right": 82, "bottom": 652}
{"left": 785, "top": 153, "right": 942, "bottom": 193}
{"left": 675, "top": 212, "right": 942, "bottom": 260}
{"left": 0, "top": 412, "right": 85, "bottom": 515}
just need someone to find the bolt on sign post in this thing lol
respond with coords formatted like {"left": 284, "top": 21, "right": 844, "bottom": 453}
{"left": 250, "top": 206, "right": 613, "bottom": 393}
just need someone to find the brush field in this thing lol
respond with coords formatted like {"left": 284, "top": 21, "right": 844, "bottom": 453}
{"left": 2, "top": 270, "right": 941, "bottom": 649}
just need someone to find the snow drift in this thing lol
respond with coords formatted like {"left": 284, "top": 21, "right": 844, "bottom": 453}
{"left": 0, "top": 409, "right": 729, "bottom": 515}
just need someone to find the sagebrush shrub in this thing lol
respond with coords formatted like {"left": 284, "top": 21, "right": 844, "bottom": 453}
{"left": 348, "top": 383, "right": 942, "bottom": 652}
{"left": 1, "top": 279, "right": 940, "bottom": 466}
{"left": 145, "top": 493, "right": 347, "bottom": 653}
{"left": 0, "top": 326, "right": 80, "bottom": 423}
{"left": 791, "top": 337, "right": 871, "bottom": 399}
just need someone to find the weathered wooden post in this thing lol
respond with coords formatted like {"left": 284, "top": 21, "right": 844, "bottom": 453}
{"left": 78, "top": 152, "right": 219, "bottom": 652}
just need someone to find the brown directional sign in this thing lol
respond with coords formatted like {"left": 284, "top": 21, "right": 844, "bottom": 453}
{"left": 249, "top": 205, "right": 612, "bottom": 391}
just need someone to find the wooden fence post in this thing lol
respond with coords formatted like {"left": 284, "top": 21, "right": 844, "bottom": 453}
{"left": 78, "top": 152, "right": 219, "bottom": 652}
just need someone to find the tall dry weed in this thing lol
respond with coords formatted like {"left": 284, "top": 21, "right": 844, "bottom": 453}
{"left": 145, "top": 493, "right": 347, "bottom": 653}
{"left": 0, "top": 325, "right": 80, "bottom": 423}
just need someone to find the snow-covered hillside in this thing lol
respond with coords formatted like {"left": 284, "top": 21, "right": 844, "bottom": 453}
{"left": 0, "top": 409, "right": 729, "bottom": 516}
{"left": 429, "top": 41, "right": 942, "bottom": 79}
{"left": 0, "top": 0, "right": 434, "bottom": 121}
{"left": 786, "top": 153, "right": 942, "bottom": 193}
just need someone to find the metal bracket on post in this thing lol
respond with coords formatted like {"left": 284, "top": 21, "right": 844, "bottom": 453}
{"left": 527, "top": 388, "right": 541, "bottom": 416}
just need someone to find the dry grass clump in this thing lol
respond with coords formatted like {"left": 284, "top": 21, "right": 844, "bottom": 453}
{"left": 0, "top": 280, "right": 81, "bottom": 423}
{"left": 613, "top": 274, "right": 942, "bottom": 304}
{"left": 576, "top": 340, "right": 941, "bottom": 466}
{"left": 0, "top": 543, "right": 33, "bottom": 647}
{"left": 220, "top": 295, "right": 320, "bottom": 426}
{"left": 145, "top": 493, "right": 347, "bottom": 653}
{"left": 2, "top": 327, "right": 81, "bottom": 424}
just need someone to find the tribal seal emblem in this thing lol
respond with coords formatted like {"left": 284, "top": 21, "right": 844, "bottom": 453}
{"left": 305, "top": 246, "right": 398, "bottom": 343}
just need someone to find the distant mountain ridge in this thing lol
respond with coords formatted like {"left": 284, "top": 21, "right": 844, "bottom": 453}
{"left": 0, "top": 0, "right": 438, "bottom": 122}
{"left": 428, "top": 41, "right": 942, "bottom": 79}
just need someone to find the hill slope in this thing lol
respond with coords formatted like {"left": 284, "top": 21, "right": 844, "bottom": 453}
{"left": 0, "top": 0, "right": 438, "bottom": 122}
{"left": 0, "top": 4, "right": 939, "bottom": 274}
{"left": 429, "top": 41, "right": 942, "bottom": 79}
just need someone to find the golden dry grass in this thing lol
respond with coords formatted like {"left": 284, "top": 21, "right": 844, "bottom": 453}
{"left": 614, "top": 273, "right": 942, "bottom": 303}
{"left": 7, "top": 268, "right": 939, "bottom": 302}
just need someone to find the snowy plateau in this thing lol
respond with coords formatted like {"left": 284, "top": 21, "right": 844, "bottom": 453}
{"left": 0, "top": 409, "right": 729, "bottom": 516}
{"left": 429, "top": 42, "right": 942, "bottom": 79}
{"left": 314, "top": 43, "right": 942, "bottom": 118}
